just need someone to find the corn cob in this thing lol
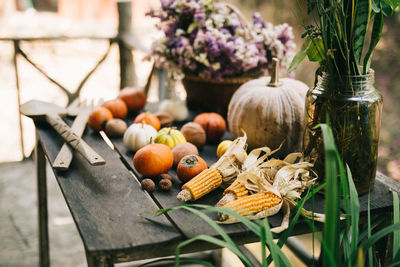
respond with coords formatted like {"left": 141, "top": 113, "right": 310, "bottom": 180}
{"left": 177, "top": 168, "right": 222, "bottom": 201}
{"left": 177, "top": 134, "right": 247, "bottom": 202}
{"left": 216, "top": 180, "right": 248, "bottom": 206}
{"left": 224, "top": 180, "right": 248, "bottom": 198}
{"left": 219, "top": 191, "right": 282, "bottom": 222}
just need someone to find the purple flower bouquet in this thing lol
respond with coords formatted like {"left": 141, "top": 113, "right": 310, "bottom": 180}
{"left": 148, "top": 0, "right": 296, "bottom": 82}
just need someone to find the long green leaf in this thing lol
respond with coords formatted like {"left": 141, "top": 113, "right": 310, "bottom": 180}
{"left": 372, "top": 0, "right": 381, "bottom": 12}
{"left": 261, "top": 218, "right": 291, "bottom": 267}
{"left": 362, "top": 223, "right": 400, "bottom": 251}
{"left": 192, "top": 204, "right": 261, "bottom": 235}
{"left": 368, "top": 193, "right": 373, "bottom": 267}
{"left": 303, "top": 217, "right": 337, "bottom": 265}
{"left": 178, "top": 207, "right": 251, "bottom": 266}
{"left": 358, "top": 216, "right": 385, "bottom": 241}
{"left": 175, "top": 235, "right": 252, "bottom": 267}
{"left": 347, "top": 165, "right": 360, "bottom": 265}
{"left": 307, "top": 37, "right": 326, "bottom": 62}
{"left": 353, "top": 0, "right": 371, "bottom": 65}
{"left": 137, "top": 257, "right": 214, "bottom": 267}
{"left": 180, "top": 206, "right": 235, "bottom": 243}
{"left": 266, "top": 184, "right": 324, "bottom": 265}
{"left": 320, "top": 123, "right": 341, "bottom": 266}
{"left": 156, "top": 204, "right": 261, "bottom": 236}
{"left": 393, "top": 191, "right": 400, "bottom": 261}
{"left": 288, "top": 36, "right": 312, "bottom": 73}
{"left": 259, "top": 225, "right": 268, "bottom": 267}
{"left": 384, "top": 0, "right": 400, "bottom": 9}
{"left": 380, "top": 0, "right": 394, "bottom": 16}
{"left": 363, "top": 11, "right": 384, "bottom": 74}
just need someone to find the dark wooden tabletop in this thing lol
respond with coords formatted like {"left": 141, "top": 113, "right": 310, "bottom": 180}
{"left": 35, "top": 112, "right": 398, "bottom": 263}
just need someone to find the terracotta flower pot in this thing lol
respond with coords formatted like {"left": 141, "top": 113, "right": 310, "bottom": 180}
{"left": 182, "top": 75, "right": 255, "bottom": 118}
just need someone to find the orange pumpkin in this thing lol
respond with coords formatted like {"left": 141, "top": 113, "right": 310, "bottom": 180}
{"left": 118, "top": 87, "right": 146, "bottom": 112}
{"left": 88, "top": 107, "right": 113, "bottom": 131}
{"left": 134, "top": 112, "right": 161, "bottom": 131}
{"left": 193, "top": 113, "right": 226, "bottom": 143}
{"left": 177, "top": 155, "right": 207, "bottom": 182}
{"left": 133, "top": 144, "right": 173, "bottom": 176}
{"left": 101, "top": 99, "right": 128, "bottom": 119}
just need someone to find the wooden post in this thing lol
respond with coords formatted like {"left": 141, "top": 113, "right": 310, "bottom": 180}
{"left": 117, "top": 0, "right": 136, "bottom": 89}
{"left": 13, "top": 40, "right": 25, "bottom": 159}
{"left": 36, "top": 138, "right": 50, "bottom": 267}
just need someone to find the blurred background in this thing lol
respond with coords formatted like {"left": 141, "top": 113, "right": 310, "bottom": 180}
{"left": 1, "top": 0, "right": 399, "bottom": 180}
{"left": 0, "top": 0, "right": 399, "bottom": 266}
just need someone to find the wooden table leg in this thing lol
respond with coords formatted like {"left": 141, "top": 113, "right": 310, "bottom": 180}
{"left": 36, "top": 139, "right": 50, "bottom": 267}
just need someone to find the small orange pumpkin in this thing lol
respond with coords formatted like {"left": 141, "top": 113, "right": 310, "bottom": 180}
{"left": 88, "top": 107, "right": 113, "bottom": 131}
{"left": 101, "top": 99, "right": 128, "bottom": 119}
{"left": 118, "top": 87, "right": 146, "bottom": 112}
{"left": 194, "top": 113, "right": 226, "bottom": 143}
{"left": 134, "top": 112, "right": 161, "bottom": 131}
{"left": 177, "top": 155, "right": 207, "bottom": 183}
{"left": 133, "top": 144, "right": 173, "bottom": 176}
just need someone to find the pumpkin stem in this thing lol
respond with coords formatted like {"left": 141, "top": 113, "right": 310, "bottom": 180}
{"left": 268, "top": 58, "right": 282, "bottom": 87}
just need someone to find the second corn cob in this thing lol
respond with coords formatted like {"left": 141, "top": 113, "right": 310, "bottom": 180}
{"left": 219, "top": 190, "right": 282, "bottom": 222}
{"left": 216, "top": 180, "right": 248, "bottom": 206}
{"left": 177, "top": 168, "right": 222, "bottom": 201}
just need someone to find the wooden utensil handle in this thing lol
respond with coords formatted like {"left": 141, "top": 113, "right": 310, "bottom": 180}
{"left": 52, "top": 112, "right": 91, "bottom": 170}
{"left": 46, "top": 115, "right": 106, "bottom": 166}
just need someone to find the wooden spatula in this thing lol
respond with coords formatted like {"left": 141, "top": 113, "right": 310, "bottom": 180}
{"left": 20, "top": 100, "right": 106, "bottom": 166}
{"left": 53, "top": 99, "right": 101, "bottom": 170}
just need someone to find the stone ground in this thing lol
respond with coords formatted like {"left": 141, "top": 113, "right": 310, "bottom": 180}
{"left": 0, "top": 159, "right": 318, "bottom": 266}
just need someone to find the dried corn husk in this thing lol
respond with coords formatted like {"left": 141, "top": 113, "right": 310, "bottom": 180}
{"left": 177, "top": 133, "right": 247, "bottom": 202}
{"left": 218, "top": 150, "right": 324, "bottom": 232}
{"left": 216, "top": 146, "right": 280, "bottom": 206}
{"left": 210, "top": 133, "right": 248, "bottom": 187}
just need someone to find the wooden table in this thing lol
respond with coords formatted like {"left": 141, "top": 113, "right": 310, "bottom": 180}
{"left": 34, "top": 116, "right": 400, "bottom": 267}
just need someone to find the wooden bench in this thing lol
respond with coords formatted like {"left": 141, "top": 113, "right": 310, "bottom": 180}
{"left": 34, "top": 115, "right": 399, "bottom": 267}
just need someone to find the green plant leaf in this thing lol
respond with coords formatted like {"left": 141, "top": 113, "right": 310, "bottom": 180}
{"left": 381, "top": 0, "right": 394, "bottom": 16}
{"left": 372, "top": 0, "right": 381, "bottom": 12}
{"left": 319, "top": 122, "right": 341, "bottom": 266}
{"left": 363, "top": 11, "right": 384, "bottom": 74}
{"left": 353, "top": 0, "right": 371, "bottom": 65}
{"left": 384, "top": 0, "right": 400, "bottom": 9}
{"left": 362, "top": 223, "right": 400, "bottom": 252}
{"left": 156, "top": 204, "right": 261, "bottom": 236}
{"left": 263, "top": 218, "right": 292, "bottom": 267}
{"left": 308, "top": 0, "right": 317, "bottom": 13}
{"left": 393, "top": 191, "right": 400, "bottom": 261}
{"left": 175, "top": 235, "right": 252, "bottom": 267}
{"left": 307, "top": 37, "right": 326, "bottom": 62}
{"left": 358, "top": 216, "right": 385, "bottom": 241}
{"left": 266, "top": 184, "right": 324, "bottom": 265}
{"left": 347, "top": 165, "right": 360, "bottom": 265}
{"left": 259, "top": 224, "right": 268, "bottom": 267}
{"left": 175, "top": 207, "right": 252, "bottom": 266}
{"left": 137, "top": 257, "right": 214, "bottom": 267}
{"left": 288, "top": 36, "right": 312, "bottom": 73}
{"left": 368, "top": 193, "right": 374, "bottom": 266}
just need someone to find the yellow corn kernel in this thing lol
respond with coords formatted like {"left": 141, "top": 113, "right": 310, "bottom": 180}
{"left": 182, "top": 168, "right": 222, "bottom": 200}
{"left": 223, "top": 191, "right": 282, "bottom": 217}
{"left": 223, "top": 180, "right": 248, "bottom": 198}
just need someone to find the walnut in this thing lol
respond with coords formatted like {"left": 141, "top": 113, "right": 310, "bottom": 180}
{"left": 141, "top": 178, "right": 155, "bottom": 192}
{"left": 159, "top": 178, "right": 172, "bottom": 191}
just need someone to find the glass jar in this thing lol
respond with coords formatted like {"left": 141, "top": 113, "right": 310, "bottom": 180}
{"left": 303, "top": 71, "right": 383, "bottom": 195}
